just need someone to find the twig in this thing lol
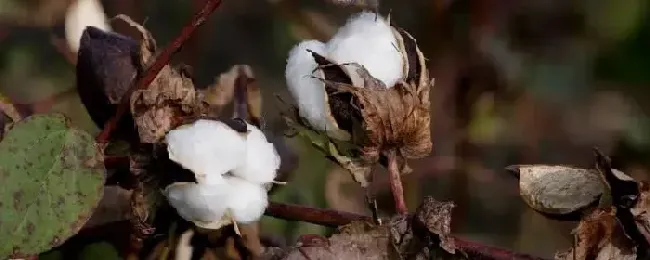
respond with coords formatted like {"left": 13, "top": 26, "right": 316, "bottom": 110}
{"left": 265, "top": 201, "right": 549, "bottom": 260}
{"left": 266, "top": 201, "right": 371, "bottom": 228}
{"left": 233, "top": 66, "right": 249, "bottom": 120}
{"left": 387, "top": 150, "right": 408, "bottom": 214}
{"left": 95, "top": 0, "right": 224, "bottom": 143}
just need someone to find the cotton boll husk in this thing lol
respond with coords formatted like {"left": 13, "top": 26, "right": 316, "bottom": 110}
{"left": 326, "top": 12, "right": 403, "bottom": 88}
{"left": 286, "top": 40, "right": 339, "bottom": 132}
{"left": 224, "top": 177, "right": 269, "bottom": 223}
{"left": 164, "top": 182, "right": 230, "bottom": 223}
{"left": 65, "top": 0, "right": 112, "bottom": 52}
{"left": 166, "top": 119, "right": 246, "bottom": 184}
{"left": 231, "top": 124, "right": 281, "bottom": 183}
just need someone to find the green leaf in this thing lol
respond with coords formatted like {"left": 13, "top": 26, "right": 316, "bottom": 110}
{"left": 0, "top": 114, "right": 106, "bottom": 259}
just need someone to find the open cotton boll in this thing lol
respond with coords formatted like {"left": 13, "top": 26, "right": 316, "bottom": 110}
{"left": 286, "top": 40, "right": 338, "bottom": 131}
{"left": 65, "top": 0, "right": 112, "bottom": 52}
{"left": 166, "top": 119, "right": 247, "bottom": 184}
{"left": 223, "top": 177, "right": 269, "bottom": 223}
{"left": 164, "top": 182, "right": 230, "bottom": 223}
{"left": 326, "top": 12, "right": 404, "bottom": 88}
{"left": 231, "top": 124, "right": 281, "bottom": 183}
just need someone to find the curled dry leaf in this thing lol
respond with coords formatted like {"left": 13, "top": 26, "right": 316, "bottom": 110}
{"left": 555, "top": 208, "right": 637, "bottom": 260}
{"left": 413, "top": 196, "right": 456, "bottom": 254}
{"left": 632, "top": 182, "right": 650, "bottom": 246}
{"left": 283, "top": 221, "right": 392, "bottom": 260}
{"left": 76, "top": 26, "right": 140, "bottom": 142}
{"left": 114, "top": 15, "right": 197, "bottom": 143}
{"left": 507, "top": 165, "right": 605, "bottom": 219}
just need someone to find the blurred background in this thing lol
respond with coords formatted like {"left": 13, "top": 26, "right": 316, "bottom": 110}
{"left": 1, "top": 0, "right": 650, "bottom": 258}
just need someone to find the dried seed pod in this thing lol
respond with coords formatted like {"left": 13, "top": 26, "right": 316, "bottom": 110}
{"left": 506, "top": 165, "right": 605, "bottom": 220}
{"left": 76, "top": 26, "right": 140, "bottom": 142}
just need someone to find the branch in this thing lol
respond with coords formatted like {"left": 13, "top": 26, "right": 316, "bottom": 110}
{"left": 265, "top": 201, "right": 549, "bottom": 260}
{"left": 387, "top": 150, "right": 408, "bottom": 214}
{"left": 95, "top": 0, "right": 224, "bottom": 143}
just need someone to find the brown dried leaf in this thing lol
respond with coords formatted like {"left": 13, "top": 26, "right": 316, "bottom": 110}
{"left": 555, "top": 208, "right": 636, "bottom": 260}
{"left": 631, "top": 182, "right": 650, "bottom": 245}
{"left": 119, "top": 17, "right": 197, "bottom": 143}
{"left": 284, "top": 221, "right": 392, "bottom": 260}
{"left": 414, "top": 196, "right": 456, "bottom": 254}
{"left": 507, "top": 165, "right": 605, "bottom": 219}
{"left": 239, "top": 222, "right": 263, "bottom": 258}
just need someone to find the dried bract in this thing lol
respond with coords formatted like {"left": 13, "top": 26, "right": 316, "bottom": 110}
{"left": 76, "top": 26, "right": 140, "bottom": 142}
{"left": 507, "top": 165, "right": 605, "bottom": 219}
{"left": 116, "top": 17, "right": 197, "bottom": 143}
{"left": 555, "top": 208, "right": 636, "bottom": 260}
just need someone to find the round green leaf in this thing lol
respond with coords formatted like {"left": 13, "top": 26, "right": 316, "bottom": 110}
{"left": 0, "top": 114, "right": 105, "bottom": 259}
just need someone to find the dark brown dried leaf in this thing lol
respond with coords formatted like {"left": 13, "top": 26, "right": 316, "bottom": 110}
{"left": 555, "top": 208, "right": 636, "bottom": 260}
{"left": 283, "top": 221, "right": 392, "bottom": 260}
{"left": 414, "top": 196, "right": 456, "bottom": 254}
{"left": 631, "top": 182, "right": 650, "bottom": 246}
{"left": 76, "top": 26, "right": 140, "bottom": 142}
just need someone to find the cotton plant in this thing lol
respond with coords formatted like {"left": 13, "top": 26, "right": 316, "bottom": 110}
{"left": 163, "top": 119, "right": 281, "bottom": 232}
{"left": 283, "top": 10, "right": 433, "bottom": 197}
{"left": 285, "top": 12, "right": 403, "bottom": 134}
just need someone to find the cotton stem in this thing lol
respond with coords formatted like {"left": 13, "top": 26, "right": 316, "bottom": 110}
{"left": 387, "top": 149, "right": 408, "bottom": 214}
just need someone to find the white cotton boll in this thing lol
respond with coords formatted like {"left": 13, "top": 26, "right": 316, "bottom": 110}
{"left": 326, "top": 12, "right": 404, "bottom": 88}
{"left": 164, "top": 182, "right": 230, "bottom": 223}
{"left": 65, "top": 0, "right": 112, "bottom": 52}
{"left": 286, "top": 40, "right": 338, "bottom": 131}
{"left": 231, "top": 124, "right": 281, "bottom": 184}
{"left": 166, "top": 120, "right": 247, "bottom": 184}
{"left": 223, "top": 177, "right": 269, "bottom": 223}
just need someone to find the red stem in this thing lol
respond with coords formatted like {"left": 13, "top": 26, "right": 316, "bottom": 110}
{"left": 100, "top": 156, "right": 547, "bottom": 260}
{"left": 265, "top": 201, "right": 548, "bottom": 260}
{"left": 387, "top": 150, "right": 409, "bottom": 214}
{"left": 95, "top": 0, "right": 224, "bottom": 143}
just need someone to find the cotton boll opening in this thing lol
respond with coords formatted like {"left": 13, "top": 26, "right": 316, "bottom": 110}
{"left": 166, "top": 119, "right": 247, "bottom": 184}
{"left": 224, "top": 177, "right": 269, "bottom": 223}
{"left": 231, "top": 124, "right": 281, "bottom": 184}
{"left": 326, "top": 12, "right": 404, "bottom": 88}
{"left": 286, "top": 40, "right": 339, "bottom": 132}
